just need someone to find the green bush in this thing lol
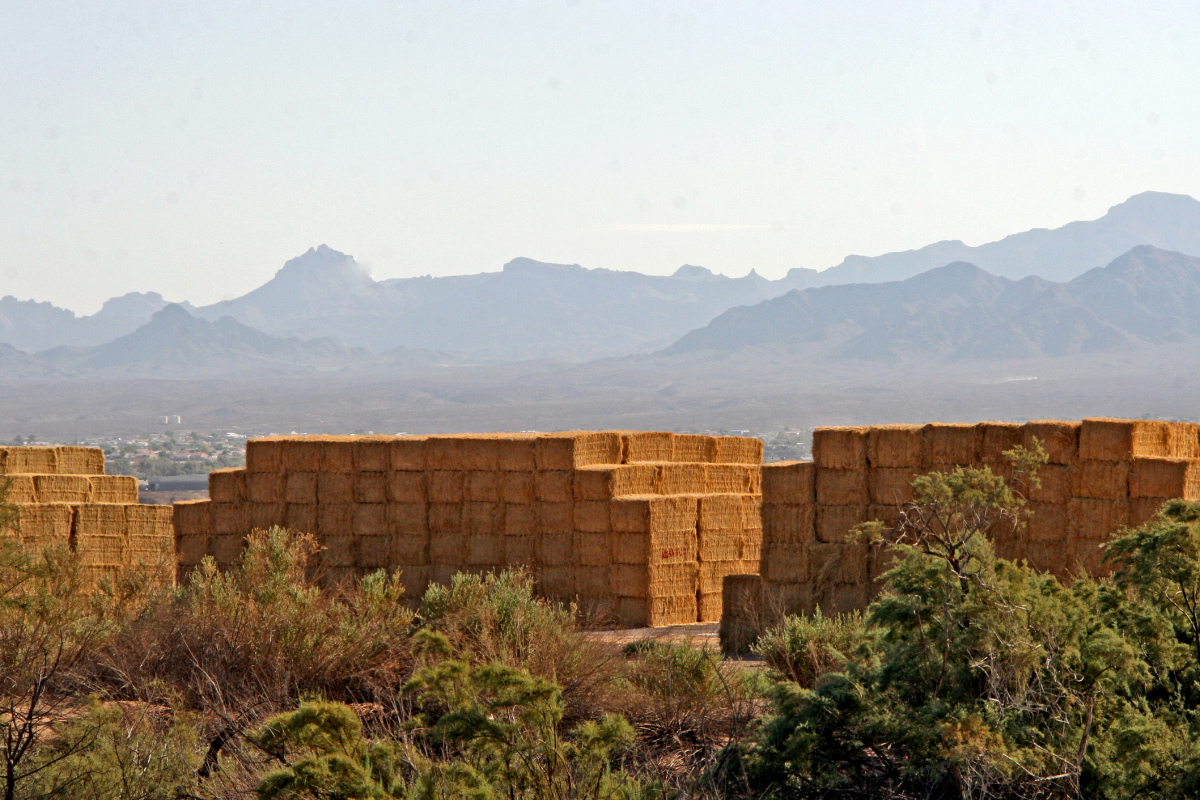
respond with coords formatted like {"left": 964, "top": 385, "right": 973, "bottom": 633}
{"left": 752, "top": 608, "right": 864, "bottom": 688}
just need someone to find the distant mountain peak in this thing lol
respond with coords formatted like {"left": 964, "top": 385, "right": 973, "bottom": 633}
{"left": 152, "top": 303, "right": 194, "bottom": 323}
{"left": 274, "top": 245, "right": 373, "bottom": 286}
{"left": 502, "top": 257, "right": 584, "bottom": 274}
{"left": 672, "top": 265, "right": 717, "bottom": 279}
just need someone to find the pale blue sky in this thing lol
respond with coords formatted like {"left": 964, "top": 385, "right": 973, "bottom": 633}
{"left": 2, "top": 1, "right": 1198, "bottom": 313}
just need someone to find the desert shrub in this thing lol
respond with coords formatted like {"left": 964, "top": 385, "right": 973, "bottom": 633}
{"left": 752, "top": 608, "right": 865, "bottom": 688}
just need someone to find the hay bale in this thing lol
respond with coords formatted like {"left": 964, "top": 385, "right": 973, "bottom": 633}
{"left": 497, "top": 437, "right": 538, "bottom": 471}
{"left": 573, "top": 465, "right": 658, "bottom": 501}
{"left": 389, "top": 436, "right": 428, "bottom": 471}
{"left": 207, "top": 534, "right": 246, "bottom": 565}
{"left": 700, "top": 559, "right": 757, "bottom": 595}
{"left": 576, "top": 565, "right": 610, "bottom": 596}
{"left": 535, "top": 470, "right": 574, "bottom": 502}
{"left": 705, "top": 464, "right": 760, "bottom": 494}
{"left": 247, "top": 502, "right": 284, "bottom": 531}
{"left": 504, "top": 535, "right": 537, "bottom": 564}
{"left": 466, "top": 533, "right": 504, "bottom": 566}
{"left": 176, "top": 529, "right": 210, "bottom": 566}
{"left": 172, "top": 499, "right": 212, "bottom": 538}
{"left": 1028, "top": 464, "right": 1071, "bottom": 504}
{"left": 74, "top": 504, "right": 128, "bottom": 566}
{"left": 4, "top": 475, "right": 36, "bottom": 503}
{"left": 388, "top": 503, "right": 428, "bottom": 536}
{"left": 33, "top": 474, "right": 91, "bottom": 503}
{"left": 353, "top": 503, "right": 389, "bottom": 536}
{"left": 245, "top": 437, "right": 287, "bottom": 472}
{"left": 612, "top": 526, "right": 696, "bottom": 567}
{"left": 387, "top": 472, "right": 426, "bottom": 504}
{"left": 866, "top": 503, "right": 901, "bottom": 530}
{"left": 535, "top": 501, "right": 573, "bottom": 534}
{"left": 285, "top": 504, "right": 319, "bottom": 535}
{"left": 762, "top": 543, "right": 805, "bottom": 582}
{"left": 1080, "top": 418, "right": 1170, "bottom": 461}
{"left": 285, "top": 472, "right": 318, "bottom": 504}
{"left": 357, "top": 535, "right": 391, "bottom": 569}
{"left": 208, "top": 469, "right": 247, "bottom": 503}
{"left": 866, "top": 425, "right": 923, "bottom": 468}
{"left": 813, "top": 427, "right": 868, "bottom": 470}
{"left": 1168, "top": 423, "right": 1200, "bottom": 459}
{"left": 321, "top": 438, "right": 357, "bottom": 473}
{"left": 867, "top": 467, "right": 917, "bottom": 505}
{"left": 816, "top": 505, "right": 867, "bottom": 543}
{"left": 3, "top": 447, "right": 59, "bottom": 474}
{"left": 537, "top": 532, "right": 574, "bottom": 566}
{"left": 574, "top": 501, "right": 610, "bottom": 533}
{"left": 390, "top": 532, "right": 429, "bottom": 565}
{"left": 922, "top": 423, "right": 979, "bottom": 467}
{"left": 658, "top": 463, "right": 707, "bottom": 495}
{"left": 12, "top": 503, "right": 73, "bottom": 548}
{"left": 720, "top": 574, "right": 765, "bottom": 651}
{"left": 354, "top": 472, "right": 389, "bottom": 504}
{"left": 816, "top": 469, "right": 869, "bottom": 506}
{"left": 815, "top": 583, "right": 871, "bottom": 616}
{"left": 466, "top": 471, "right": 501, "bottom": 503}
{"left": 55, "top": 446, "right": 104, "bottom": 475}
{"left": 1129, "top": 458, "right": 1200, "bottom": 500}
{"left": 577, "top": 531, "right": 611, "bottom": 565}
{"left": 622, "top": 432, "right": 674, "bottom": 463}
{"left": 429, "top": 531, "right": 464, "bottom": 566}
{"left": 763, "top": 582, "right": 814, "bottom": 618}
{"left": 353, "top": 437, "right": 392, "bottom": 472}
{"left": 1072, "top": 460, "right": 1130, "bottom": 499}
{"left": 504, "top": 503, "right": 535, "bottom": 536}
{"left": 672, "top": 434, "right": 716, "bottom": 463}
{"left": 713, "top": 436, "right": 764, "bottom": 465}
{"left": 280, "top": 438, "right": 327, "bottom": 472}
{"left": 212, "top": 503, "right": 250, "bottom": 536}
{"left": 428, "top": 471, "right": 465, "bottom": 503}
{"left": 317, "top": 473, "right": 354, "bottom": 504}
{"left": 1023, "top": 421, "right": 1080, "bottom": 464}
{"left": 761, "top": 504, "right": 815, "bottom": 545}
{"left": 126, "top": 504, "right": 173, "bottom": 555}
{"left": 317, "top": 504, "right": 353, "bottom": 536}
{"left": 393, "top": 565, "right": 430, "bottom": 596}
{"left": 464, "top": 502, "right": 504, "bottom": 536}
{"left": 321, "top": 534, "right": 357, "bottom": 568}
{"left": 428, "top": 503, "right": 463, "bottom": 535}
{"left": 90, "top": 476, "right": 138, "bottom": 504}
{"left": 428, "top": 564, "right": 458, "bottom": 588}
{"left": 501, "top": 472, "right": 536, "bottom": 504}
{"left": 647, "top": 595, "right": 700, "bottom": 627}
{"left": 977, "top": 422, "right": 1025, "bottom": 462}
{"left": 610, "top": 494, "right": 699, "bottom": 534}
{"left": 247, "top": 472, "right": 286, "bottom": 504}
{"left": 808, "top": 542, "right": 869, "bottom": 586}
{"left": 1068, "top": 498, "right": 1130, "bottom": 540}
{"left": 699, "top": 494, "right": 744, "bottom": 531}
{"left": 534, "top": 432, "right": 623, "bottom": 470}
{"left": 537, "top": 565, "right": 575, "bottom": 599}
{"left": 761, "top": 461, "right": 815, "bottom": 504}
{"left": 611, "top": 561, "right": 698, "bottom": 598}
{"left": 1025, "top": 502, "right": 1069, "bottom": 543}
{"left": 426, "top": 436, "right": 490, "bottom": 471}
{"left": 1129, "top": 497, "right": 1170, "bottom": 528}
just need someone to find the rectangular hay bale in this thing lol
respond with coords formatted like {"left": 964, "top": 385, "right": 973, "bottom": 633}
{"left": 285, "top": 472, "right": 319, "bottom": 504}
{"left": 977, "top": 422, "right": 1025, "bottom": 462}
{"left": 657, "top": 463, "right": 706, "bottom": 495}
{"left": 34, "top": 474, "right": 92, "bottom": 503}
{"left": 866, "top": 425, "right": 923, "bottom": 468}
{"left": 172, "top": 499, "right": 212, "bottom": 539}
{"left": 1072, "top": 460, "right": 1129, "bottom": 499}
{"left": 622, "top": 431, "right": 674, "bottom": 463}
{"left": 761, "top": 504, "right": 814, "bottom": 545}
{"left": 3, "top": 447, "right": 59, "bottom": 474}
{"left": 712, "top": 436, "right": 764, "bottom": 465}
{"left": 1081, "top": 418, "right": 1170, "bottom": 461}
{"left": 1068, "top": 498, "right": 1130, "bottom": 541}
{"left": 353, "top": 503, "right": 389, "bottom": 536}
{"left": 577, "top": 531, "right": 611, "bottom": 565}
{"left": 534, "top": 432, "right": 623, "bottom": 470}
{"left": 284, "top": 503, "right": 319, "bottom": 535}
{"left": 573, "top": 465, "right": 657, "bottom": 501}
{"left": 535, "top": 470, "right": 574, "bottom": 502}
{"left": 208, "top": 469, "right": 247, "bottom": 503}
{"left": 354, "top": 472, "right": 389, "bottom": 504}
{"left": 1168, "top": 423, "right": 1200, "bottom": 459}
{"left": 465, "top": 471, "right": 501, "bottom": 502}
{"left": 705, "top": 464, "right": 760, "bottom": 494}
{"left": 1024, "top": 420, "right": 1081, "bottom": 464}
{"left": 317, "top": 504, "right": 354, "bottom": 536}
{"left": 922, "top": 423, "right": 979, "bottom": 467}
{"left": 1028, "top": 464, "right": 1071, "bottom": 504}
{"left": 813, "top": 427, "right": 868, "bottom": 470}
{"left": 610, "top": 494, "right": 698, "bottom": 533}
{"left": 245, "top": 437, "right": 287, "bottom": 472}
{"left": 496, "top": 437, "right": 537, "bottom": 471}
{"left": 1129, "top": 458, "right": 1200, "bottom": 500}
{"left": 391, "top": 532, "right": 429, "bottom": 565}
{"left": 317, "top": 473, "right": 355, "bottom": 504}
{"left": 574, "top": 501, "right": 611, "bottom": 533}
{"left": 353, "top": 437, "right": 392, "bottom": 472}
{"left": 246, "top": 472, "right": 286, "bottom": 504}
{"left": 55, "top": 446, "right": 105, "bottom": 475}
{"left": 816, "top": 469, "right": 869, "bottom": 506}
{"left": 387, "top": 472, "right": 426, "bottom": 504}
{"left": 611, "top": 561, "right": 698, "bottom": 598}
{"left": 671, "top": 434, "right": 716, "bottom": 463}
{"left": 761, "top": 461, "right": 815, "bottom": 504}
{"left": 868, "top": 467, "right": 917, "bottom": 505}
{"left": 504, "top": 503, "right": 535, "bottom": 536}
{"left": 463, "top": 502, "right": 503, "bottom": 536}
{"left": 212, "top": 503, "right": 250, "bottom": 536}
{"left": 90, "top": 475, "right": 138, "bottom": 504}
{"left": 428, "top": 471, "right": 465, "bottom": 503}
{"left": 500, "top": 472, "right": 535, "bottom": 504}
{"left": 389, "top": 436, "right": 428, "bottom": 472}
{"left": 815, "top": 505, "right": 867, "bottom": 543}
{"left": 388, "top": 502, "right": 428, "bottom": 535}
{"left": 535, "top": 502, "right": 574, "bottom": 534}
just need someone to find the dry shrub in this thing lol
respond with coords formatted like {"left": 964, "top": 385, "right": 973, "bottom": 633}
{"left": 751, "top": 608, "right": 865, "bottom": 687}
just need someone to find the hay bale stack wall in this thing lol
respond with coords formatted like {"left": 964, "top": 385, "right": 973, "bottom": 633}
{"left": 0, "top": 446, "right": 171, "bottom": 586}
{"left": 753, "top": 417, "right": 1200, "bottom": 620}
{"left": 174, "top": 431, "right": 764, "bottom": 628}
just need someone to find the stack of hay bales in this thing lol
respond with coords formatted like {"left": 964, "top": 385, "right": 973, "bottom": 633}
{"left": 0, "top": 446, "right": 171, "bottom": 585}
{"left": 752, "top": 417, "right": 1200, "bottom": 620}
{"left": 174, "top": 431, "right": 763, "bottom": 628}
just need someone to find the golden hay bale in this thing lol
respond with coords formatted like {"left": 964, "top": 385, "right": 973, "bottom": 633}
{"left": 610, "top": 494, "right": 699, "bottom": 534}
{"left": 11, "top": 503, "right": 73, "bottom": 548}
{"left": 622, "top": 431, "right": 674, "bottom": 463}
{"left": 613, "top": 526, "right": 697, "bottom": 566}
{"left": 867, "top": 467, "right": 917, "bottom": 505}
{"left": 1072, "top": 460, "right": 1130, "bottom": 499}
{"left": 699, "top": 494, "right": 744, "bottom": 531}
{"left": 577, "top": 532, "right": 611, "bottom": 566}
{"left": 74, "top": 504, "right": 129, "bottom": 565}
{"left": 700, "top": 559, "right": 758, "bottom": 595}
{"left": 353, "top": 503, "right": 389, "bottom": 536}
{"left": 245, "top": 437, "right": 287, "bottom": 472}
{"left": 250, "top": 503, "right": 286, "bottom": 530}
{"left": 761, "top": 461, "right": 815, "bottom": 504}
{"left": 465, "top": 471, "right": 501, "bottom": 503}
{"left": 321, "top": 437, "right": 357, "bottom": 473}
{"left": 32, "top": 475, "right": 90, "bottom": 504}
{"left": 387, "top": 472, "right": 426, "bottom": 504}
{"left": 1023, "top": 421, "right": 1081, "bottom": 464}
{"left": 208, "top": 469, "right": 247, "bottom": 503}
{"left": 428, "top": 503, "right": 464, "bottom": 535}
{"left": 390, "top": 532, "right": 429, "bottom": 566}
{"left": 206, "top": 534, "right": 245, "bottom": 566}
{"left": 866, "top": 503, "right": 901, "bottom": 530}
{"left": 428, "top": 564, "right": 458, "bottom": 588}
{"left": 573, "top": 465, "right": 658, "bottom": 501}
{"left": 354, "top": 472, "right": 389, "bottom": 504}
{"left": 866, "top": 425, "right": 923, "bottom": 468}
{"left": 464, "top": 502, "right": 504, "bottom": 536}
{"left": 1168, "top": 423, "right": 1200, "bottom": 459}
{"left": 496, "top": 436, "right": 538, "bottom": 472}
{"left": 922, "top": 423, "right": 979, "bottom": 467}
{"left": 1025, "top": 502, "right": 1069, "bottom": 543}
{"left": 574, "top": 501, "right": 610, "bottom": 533}
{"left": 537, "top": 532, "right": 574, "bottom": 567}
{"left": 428, "top": 471, "right": 465, "bottom": 503}
{"left": 317, "top": 504, "right": 354, "bottom": 536}
{"left": 815, "top": 505, "right": 868, "bottom": 544}
{"left": 762, "top": 543, "right": 806, "bottom": 582}
{"left": 576, "top": 565, "right": 610, "bottom": 597}
{"left": 657, "top": 463, "right": 706, "bottom": 495}
{"left": 426, "top": 436, "right": 493, "bottom": 471}
{"left": 713, "top": 436, "right": 764, "bottom": 465}
{"left": 1080, "top": 418, "right": 1170, "bottom": 461}
{"left": 1068, "top": 498, "right": 1130, "bottom": 541}
{"left": 90, "top": 475, "right": 138, "bottom": 504}
{"left": 393, "top": 565, "right": 430, "bottom": 596}
{"left": 320, "top": 535, "right": 356, "bottom": 568}
{"left": 429, "top": 532, "right": 464, "bottom": 565}
{"left": 611, "top": 561, "right": 698, "bottom": 598}
{"left": 815, "top": 583, "right": 871, "bottom": 617}
{"left": 126, "top": 503, "right": 173, "bottom": 538}
{"left": 534, "top": 432, "right": 623, "bottom": 471}
{"left": 536, "top": 565, "right": 575, "bottom": 599}
{"left": 977, "top": 422, "right": 1025, "bottom": 462}
{"left": 466, "top": 533, "right": 505, "bottom": 566}
{"left": 763, "top": 582, "right": 814, "bottom": 618}
{"left": 212, "top": 503, "right": 250, "bottom": 536}
{"left": 388, "top": 503, "right": 428, "bottom": 536}
{"left": 285, "top": 504, "right": 319, "bottom": 535}
{"left": 816, "top": 469, "right": 870, "bottom": 506}
{"left": 353, "top": 437, "right": 392, "bottom": 472}
{"left": 760, "top": 504, "right": 815, "bottom": 545}
{"left": 503, "top": 503, "right": 535, "bottom": 537}
{"left": 55, "top": 446, "right": 105, "bottom": 475}
{"left": 672, "top": 434, "right": 716, "bottom": 463}
{"left": 176, "top": 530, "right": 210, "bottom": 567}
{"left": 389, "top": 436, "right": 428, "bottom": 471}
{"left": 813, "top": 427, "right": 869, "bottom": 470}
{"left": 4, "top": 475, "right": 36, "bottom": 503}
{"left": 357, "top": 534, "right": 391, "bottom": 569}
{"left": 613, "top": 595, "right": 698, "bottom": 629}
{"left": 285, "top": 472, "right": 319, "bottom": 504}
{"left": 808, "top": 542, "right": 869, "bottom": 586}
{"left": 3, "top": 446, "right": 59, "bottom": 474}
{"left": 1129, "top": 458, "right": 1200, "bottom": 500}
{"left": 496, "top": 472, "right": 533, "bottom": 504}
{"left": 1027, "top": 464, "right": 1072, "bottom": 504}
{"left": 1129, "top": 497, "right": 1170, "bottom": 529}
{"left": 246, "top": 472, "right": 286, "bottom": 504}
{"left": 705, "top": 464, "right": 760, "bottom": 494}
{"left": 720, "top": 574, "right": 764, "bottom": 635}
{"left": 504, "top": 535, "right": 536, "bottom": 564}
{"left": 535, "top": 501, "right": 573, "bottom": 534}
{"left": 534, "top": 470, "right": 574, "bottom": 502}
{"left": 172, "top": 499, "right": 212, "bottom": 538}
{"left": 278, "top": 438, "right": 326, "bottom": 472}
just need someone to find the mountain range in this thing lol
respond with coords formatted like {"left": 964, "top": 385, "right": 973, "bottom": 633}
{"left": 2, "top": 191, "right": 1198, "bottom": 362}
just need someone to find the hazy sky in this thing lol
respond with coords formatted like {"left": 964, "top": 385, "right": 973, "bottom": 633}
{"left": 2, "top": 1, "right": 1198, "bottom": 314}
